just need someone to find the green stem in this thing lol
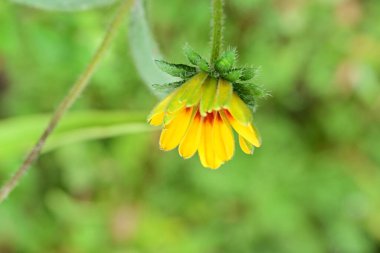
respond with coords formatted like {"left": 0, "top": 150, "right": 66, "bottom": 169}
{"left": 210, "top": 0, "right": 224, "bottom": 64}
{"left": 0, "top": 0, "right": 133, "bottom": 204}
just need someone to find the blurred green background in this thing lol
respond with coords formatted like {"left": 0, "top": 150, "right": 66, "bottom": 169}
{"left": 1, "top": 0, "right": 380, "bottom": 252}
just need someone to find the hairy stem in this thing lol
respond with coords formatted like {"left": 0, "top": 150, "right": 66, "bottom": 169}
{"left": 0, "top": 0, "right": 133, "bottom": 204}
{"left": 210, "top": 0, "right": 224, "bottom": 64}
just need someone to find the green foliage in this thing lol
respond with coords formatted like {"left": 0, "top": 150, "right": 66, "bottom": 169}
{"left": 0, "top": 111, "right": 149, "bottom": 164}
{"left": 152, "top": 81, "right": 184, "bottom": 93}
{"left": 10, "top": 0, "right": 117, "bottom": 11}
{"left": 183, "top": 44, "right": 210, "bottom": 72}
{"left": 239, "top": 67, "right": 258, "bottom": 81}
{"left": 1, "top": 0, "right": 380, "bottom": 253}
{"left": 155, "top": 60, "right": 197, "bottom": 78}
{"left": 215, "top": 48, "right": 237, "bottom": 73}
{"left": 156, "top": 45, "right": 262, "bottom": 105}
{"left": 233, "top": 82, "right": 269, "bottom": 110}
{"left": 221, "top": 68, "right": 243, "bottom": 82}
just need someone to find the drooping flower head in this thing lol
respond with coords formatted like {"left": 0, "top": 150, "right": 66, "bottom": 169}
{"left": 148, "top": 45, "right": 268, "bottom": 169}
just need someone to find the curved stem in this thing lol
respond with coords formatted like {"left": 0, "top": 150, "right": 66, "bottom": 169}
{"left": 210, "top": 0, "right": 224, "bottom": 64}
{"left": 0, "top": 0, "right": 133, "bottom": 204}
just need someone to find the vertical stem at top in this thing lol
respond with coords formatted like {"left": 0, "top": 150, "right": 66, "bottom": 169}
{"left": 210, "top": 0, "right": 224, "bottom": 64}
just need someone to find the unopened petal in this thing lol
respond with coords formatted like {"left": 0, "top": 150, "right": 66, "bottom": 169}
{"left": 163, "top": 74, "right": 206, "bottom": 125}
{"left": 166, "top": 88, "right": 187, "bottom": 116}
{"left": 163, "top": 110, "right": 178, "bottom": 125}
{"left": 199, "top": 78, "right": 218, "bottom": 116}
{"left": 179, "top": 72, "right": 208, "bottom": 103}
{"left": 165, "top": 75, "right": 206, "bottom": 116}
{"left": 214, "top": 79, "right": 233, "bottom": 110}
{"left": 159, "top": 107, "right": 193, "bottom": 151}
{"left": 186, "top": 74, "right": 208, "bottom": 107}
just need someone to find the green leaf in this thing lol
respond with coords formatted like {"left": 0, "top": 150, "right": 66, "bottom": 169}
{"left": 152, "top": 81, "right": 185, "bottom": 93}
{"left": 233, "top": 82, "right": 269, "bottom": 110}
{"left": 10, "top": 0, "right": 117, "bottom": 11}
{"left": 155, "top": 60, "right": 197, "bottom": 78}
{"left": 215, "top": 49, "right": 237, "bottom": 73}
{"left": 0, "top": 111, "right": 152, "bottom": 163}
{"left": 221, "top": 68, "right": 243, "bottom": 82}
{"left": 240, "top": 67, "right": 258, "bottom": 81}
{"left": 128, "top": 0, "right": 176, "bottom": 98}
{"left": 183, "top": 44, "right": 210, "bottom": 72}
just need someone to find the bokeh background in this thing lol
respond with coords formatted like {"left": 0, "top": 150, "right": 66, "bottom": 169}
{"left": 1, "top": 0, "right": 380, "bottom": 252}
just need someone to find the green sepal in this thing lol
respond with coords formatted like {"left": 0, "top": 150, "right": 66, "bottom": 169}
{"left": 233, "top": 82, "right": 269, "bottom": 110}
{"left": 152, "top": 80, "right": 185, "bottom": 93}
{"left": 155, "top": 60, "right": 197, "bottom": 78}
{"left": 215, "top": 49, "right": 237, "bottom": 73}
{"left": 221, "top": 68, "right": 243, "bottom": 82}
{"left": 239, "top": 67, "right": 257, "bottom": 81}
{"left": 183, "top": 44, "right": 210, "bottom": 72}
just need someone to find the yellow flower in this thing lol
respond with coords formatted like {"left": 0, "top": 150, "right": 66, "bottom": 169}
{"left": 148, "top": 72, "right": 261, "bottom": 169}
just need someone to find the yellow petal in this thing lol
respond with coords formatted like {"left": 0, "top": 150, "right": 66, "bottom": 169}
{"left": 159, "top": 107, "right": 193, "bottom": 151}
{"left": 198, "top": 114, "right": 223, "bottom": 169}
{"left": 199, "top": 78, "right": 218, "bottom": 116}
{"left": 179, "top": 112, "right": 202, "bottom": 159}
{"left": 225, "top": 93, "right": 252, "bottom": 125}
{"left": 197, "top": 117, "right": 208, "bottom": 168}
{"left": 214, "top": 79, "right": 233, "bottom": 110}
{"left": 214, "top": 113, "right": 234, "bottom": 162}
{"left": 223, "top": 110, "right": 261, "bottom": 147}
{"left": 239, "top": 135, "right": 254, "bottom": 155}
{"left": 149, "top": 112, "right": 165, "bottom": 126}
{"left": 147, "top": 93, "right": 174, "bottom": 125}
{"left": 198, "top": 120, "right": 211, "bottom": 168}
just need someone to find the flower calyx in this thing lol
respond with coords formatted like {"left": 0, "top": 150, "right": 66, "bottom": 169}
{"left": 154, "top": 44, "right": 268, "bottom": 110}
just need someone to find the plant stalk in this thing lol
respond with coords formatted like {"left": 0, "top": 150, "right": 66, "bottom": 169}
{"left": 210, "top": 0, "right": 224, "bottom": 64}
{"left": 0, "top": 0, "right": 133, "bottom": 204}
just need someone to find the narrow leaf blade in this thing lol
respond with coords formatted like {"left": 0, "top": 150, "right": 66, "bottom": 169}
{"left": 128, "top": 0, "right": 176, "bottom": 98}
{"left": 0, "top": 111, "right": 150, "bottom": 163}
{"left": 155, "top": 60, "right": 197, "bottom": 78}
